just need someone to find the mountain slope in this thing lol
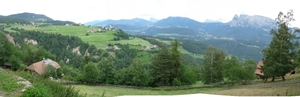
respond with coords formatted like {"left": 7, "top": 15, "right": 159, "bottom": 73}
{"left": 0, "top": 17, "right": 31, "bottom": 24}
{"left": 142, "top": 26, "right": 199, "bottom": 36}
{"left": 94, "top": 18, "right": 152, "bottom": 26}
{"left": 5, "top": 12, "right": 76, "bottom": 25}
{"left": 8, "top": 12, "right": 53, "bottom": 22}
{"left": 153, "top": 16, "right": 204, "bottom": 31}
{"left": 84, "top": 20, "right": 103, "bottom": 26}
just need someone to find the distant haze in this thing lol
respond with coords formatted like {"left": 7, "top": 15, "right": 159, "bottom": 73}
{"left": 0, "top": 0, "right": 299, "bottom": 27}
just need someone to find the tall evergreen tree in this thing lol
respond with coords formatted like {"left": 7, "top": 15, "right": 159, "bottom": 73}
{"left": 149, "top": 45, "right": 172, "bottom": 86}
{"left": 170, "top": 39, "right": 182, "bottom": 81}
{"left": 262, "top": 10, "right": 300, "bottom": 81}
{"left": 201, "top": 46, "right": 225, "bottom": 84}
{"left": 149, "top": 39, "right": 185, "bottom": 86}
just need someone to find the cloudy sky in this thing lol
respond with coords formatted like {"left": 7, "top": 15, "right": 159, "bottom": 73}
{"left": 0, "top": 0, "right": 299, "bottom": 27}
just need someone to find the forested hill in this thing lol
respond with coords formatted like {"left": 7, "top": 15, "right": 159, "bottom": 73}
{"left": 0, "top": 12, "right": 76, "bottom": 25}
{"left": 1, "top": 28, "right": 102, "bottom": 68}
{"left": 0, "top": 17, "right": 31, "bottom": 24}
{"left": 8, "top": 12, "right": 53, "bottom": 22}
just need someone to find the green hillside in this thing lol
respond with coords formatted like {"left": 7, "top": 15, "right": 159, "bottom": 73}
{"left": 9, "top": 24, "right": 152, "bottom": 49}
{"left": 7, "top": 24, "right": 203, "bottom": 61}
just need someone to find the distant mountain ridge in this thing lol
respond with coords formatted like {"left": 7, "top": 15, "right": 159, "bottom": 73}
{"left": 0, "top": 12, "right": 76, "bottom": 25}
{"left": 8, "top": 12, "right": 53, "bottom": 22}
{"left": 228, "top": 14, "right": 276, "bottom": 29}
{"left": 93, "top": 18, "right": 152, "bottom": 26}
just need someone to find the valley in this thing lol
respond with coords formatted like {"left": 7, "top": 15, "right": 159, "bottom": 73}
{"left": 1, "top": 11, "right": 300, "bottom": 97}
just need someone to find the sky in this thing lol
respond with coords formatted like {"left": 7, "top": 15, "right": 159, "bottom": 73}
{"left": 0, "top": 0, "right": 299, "bottom": 27}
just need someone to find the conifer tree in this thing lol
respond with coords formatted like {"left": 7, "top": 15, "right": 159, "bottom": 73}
{"left": 262, "top": 10, "right": 300, "bottom": 81}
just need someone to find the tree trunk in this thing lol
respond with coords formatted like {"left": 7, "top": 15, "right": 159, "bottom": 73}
{"left": 263, "top": 77, "right": 268, "bottom": 83}
{"left": 271, "top": 76, "right": 275, "bottom": 82}
{"left": 282, "top": 76, "right": 285, "bottom": 81}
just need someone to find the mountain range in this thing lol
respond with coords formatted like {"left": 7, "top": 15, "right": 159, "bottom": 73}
{"left": 1, "top": 12, "right": 286, "bottom": 61}
{"left": 85, "top": 14, "right": 283, "bottom": 61}
{"left": 88, "top": 14, "right": 277, "bottom": 42}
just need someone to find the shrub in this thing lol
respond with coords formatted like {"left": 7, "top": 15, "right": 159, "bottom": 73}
{"left": 21, "top": 85, "right": 52, "bottom": 97}
{"left": 42, "top": 65, "right": 58, "bottom": 79}
{"left": 18, "top": 63, "right": 27, "bottom": 71}
{"left": 33, "top": 78, "right": 86, "bottom": 97}
{"left": 83, "top": 63, "right": 99, "bottom": 84}
{"left": 172, "top": 78, "right": 182, "bottom": 86}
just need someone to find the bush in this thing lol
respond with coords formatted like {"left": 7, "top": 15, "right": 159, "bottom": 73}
{"left": 180, "top": 66, "right": 197, "bottom": 85}
{"left": 21, "top": 85, "right": 52, "bottom": 97}
{"left": 56, "top": 68, "right": 63, "bottom": 78}
{"left": 172, "top": 78, "right": 182, "bottom": 86}
{"left": 42, "top": 65, "right": 58, "bottom": 79}
{"left": 18, "top": 63, "right": 27, "bottom": 71}
{"left": 83, "top": 63, "right": 99, "bottom": 84}
{"left": 33, "top": 78, "right": 86, "bottom": 97}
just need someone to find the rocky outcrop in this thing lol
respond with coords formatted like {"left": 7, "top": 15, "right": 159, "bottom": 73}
{"left": 24, "top": 38, "right": 38, "bottom": 45}
{"left": 72, "top": 46, "right": 81, "bottom": 55}
{"left": 5, "top": 34, "right": 15, "bottom": 45}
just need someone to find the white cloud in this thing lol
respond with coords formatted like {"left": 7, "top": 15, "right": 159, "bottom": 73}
{"left": 0, "top": 0, "right": 299, "bottom": 27}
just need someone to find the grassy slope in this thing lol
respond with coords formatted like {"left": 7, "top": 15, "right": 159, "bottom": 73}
{"left": 0, "top": 68, "right": 24, "bottom": 97}
{"left": 73, "top": 74, "right": 300, "bottom": 97}
{"left": 8, "top": 24, "right": 152, "bottom": 49}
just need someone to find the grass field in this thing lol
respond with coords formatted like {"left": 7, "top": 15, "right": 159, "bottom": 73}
{"left": 72, "top": 74, "right": 300, "bottom": 97}
{"left": 73, "top": 85, "right": 216, "bottom": 97}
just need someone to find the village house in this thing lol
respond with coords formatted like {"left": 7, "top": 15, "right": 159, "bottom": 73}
{"left": 26, "top": 59, "right": 61, "bottom": 75}
{"left": 141, "top": 45, "right": 158, "bottom": 50}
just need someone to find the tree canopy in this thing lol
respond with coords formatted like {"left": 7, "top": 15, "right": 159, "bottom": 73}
{"left": 262, "top": 10, "right": 300, "bottom": 81}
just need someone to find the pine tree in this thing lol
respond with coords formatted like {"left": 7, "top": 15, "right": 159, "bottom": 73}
{"left": 149, "top": 45, "right": 172, "bottom": 86}
{"left": 170, "top": 39, "right": 182, "bottom": 81}
{"left": 149, "top": 39, "right": 186, "bottom": 86}
{"left": 97, "top": 57, "right": 116, "bottom": 84}
{"left": 262, "top": 10, "right": 300, "bottom": 81}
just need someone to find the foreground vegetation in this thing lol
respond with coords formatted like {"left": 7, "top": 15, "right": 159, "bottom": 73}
{"left": 0, "top": 68, "right": 24, "bottom": 97}
{"left": 0, "top": 68, "right": 86, "bottom": 97}
{"left": 73, "top": 73, "right": 300, "bottom": 97}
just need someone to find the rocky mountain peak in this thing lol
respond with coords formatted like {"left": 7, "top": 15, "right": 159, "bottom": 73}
{"left": 228, "top": 14, "right": 276, "bottom": 29}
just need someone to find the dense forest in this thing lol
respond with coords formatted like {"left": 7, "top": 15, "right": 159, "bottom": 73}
{"left": 3, "top": 27, "right": 102, "bottom": 68}
{"left": 181, "top": 40, "right": 208, "bottom": 54}
{"left": 0, "top": 17, "right": 31, "bottom": 24}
